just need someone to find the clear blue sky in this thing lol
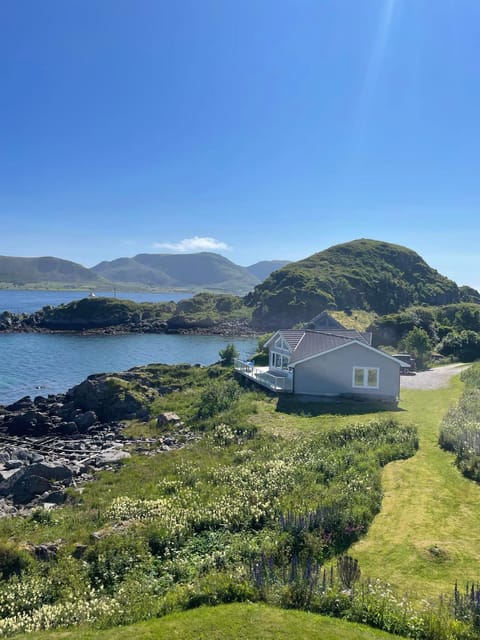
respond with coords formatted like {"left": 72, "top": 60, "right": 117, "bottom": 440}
{"left": 1, "top": 1, "right": 479, "bottom": 288}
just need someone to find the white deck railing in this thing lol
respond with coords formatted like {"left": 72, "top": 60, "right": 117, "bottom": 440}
{"left": 234, "top": 359, "right": 293, "bottom": 393}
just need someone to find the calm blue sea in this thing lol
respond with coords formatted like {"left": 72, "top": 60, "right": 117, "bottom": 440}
{"left": 0, "top": 291, "right": 256, "bottom": 405}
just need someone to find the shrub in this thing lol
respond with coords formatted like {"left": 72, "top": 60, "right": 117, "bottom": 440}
{"left": 400, "top": 327, "right": 433, "bottom": 369}
{"left": 0, "top": 543, "right": 32, "bottom": 580}
{"left": 218, "top": 343, "right": 239, "bottom": 366}
{"left": 197, "top": 379, "right": 241, "bottom": 419}
{"left": 85, "top": 533, "right": 153, "bottom": 592}
{"left": 439, "top": 365, "right": 480, "bottom": 481}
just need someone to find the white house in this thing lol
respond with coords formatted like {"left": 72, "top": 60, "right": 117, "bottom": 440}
{"left": 235, "top": 314, "right": 406, "bottom": 403}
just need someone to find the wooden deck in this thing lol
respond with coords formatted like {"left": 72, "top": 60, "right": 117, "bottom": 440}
{"left": 234, "top": 359, "right": 293, "bottom": 393}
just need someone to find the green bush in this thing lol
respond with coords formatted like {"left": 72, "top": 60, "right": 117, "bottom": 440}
{"left": 0, "top": 542, "right": 32, "bottom": 580}
{"left": 197, "top": 379, "right": 241, "bottom": 419}
{"left": 439, "top": 364, "right": 480, "bottom": 482}
{"left": 85, "top": 533, "right": 153, "bottom": 592}
{"left": 218, "top": 343, "right": 239, "bottom": 366}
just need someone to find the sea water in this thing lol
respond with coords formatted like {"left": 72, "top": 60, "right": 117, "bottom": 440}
{"left": 0, "top": 332, "right": 257, "bottom": 405}
{"left": 0, "top": 290, "right": 256, "bottom": 405}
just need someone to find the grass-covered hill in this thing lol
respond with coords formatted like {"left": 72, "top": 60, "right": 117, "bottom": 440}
{"left": 0, "top": 293, "right": 253, "bottom": 332}
{"left": 0, "top": 256, "right": 107, "bottom": 288}
{"left": 245, "top": 239, "right": 478, "bottom": 329}
{"left": 92, "top": 252, "right": 260, "bottom": 294}
{"left": 36, "top": 297, "right": 177, "bottom": 330}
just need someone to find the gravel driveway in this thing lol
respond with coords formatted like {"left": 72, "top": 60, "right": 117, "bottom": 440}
{"left": 400, "top": 363, "right": 469, "bottom": 390}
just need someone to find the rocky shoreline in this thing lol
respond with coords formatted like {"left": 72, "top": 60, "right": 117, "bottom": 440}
{"left": 0, "top": 374, "right": 198, "bottom": 518}
{"left": 0, "top": 310, "right": 258, "bottom": 337}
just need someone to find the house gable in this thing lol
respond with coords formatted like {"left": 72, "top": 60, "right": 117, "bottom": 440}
{"left": 266, "top": 330, "right": 304, "bottom": 372}
{"left": 293, "top": 340, "right": 401, "bottom": 401}
{"left": 307, "top": 311, "right": 347, "bottom": 331}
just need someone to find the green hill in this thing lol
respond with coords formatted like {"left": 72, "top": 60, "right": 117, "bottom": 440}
{"left": 245, "top": 239, "right": 477, "bottom": 329}
{"left": 0, "top": 255, "right": 107, "bottom": 287}
{"left": 92, "top": 252, "right": 260, "bottom": 294}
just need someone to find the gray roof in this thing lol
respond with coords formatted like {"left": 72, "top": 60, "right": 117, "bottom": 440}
{"left": 277, "top": 330, "right": 307, "bottom": 351}
{"left": 274, "top": 329, "right": 372, "bottom": 365}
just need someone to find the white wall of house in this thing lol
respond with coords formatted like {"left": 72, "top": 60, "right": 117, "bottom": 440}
{"left": 292, "top": 342, "right": 401, "bottom": 401}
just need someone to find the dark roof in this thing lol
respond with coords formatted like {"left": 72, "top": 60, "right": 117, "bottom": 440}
{"left": 289, "top": 332, "right": 352, "bottom": 364}
{"left": 277, "top": 330, "right": 306, "bottom": 351}
{"left": 274, "top": 329, "right": 372, "bottom": 365}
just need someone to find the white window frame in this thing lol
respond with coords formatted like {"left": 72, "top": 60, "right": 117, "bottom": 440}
{"left": 274, "top": 337, "right": 290, "bottom": 351}
{"left": 352, "top": 366, "right": 379, "bottom": 389}
{"left": 270, "top": 351, "right": 290, "bottom": 371}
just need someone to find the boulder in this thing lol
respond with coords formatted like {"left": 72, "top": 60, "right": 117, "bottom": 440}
{"left": 5, "top": 396, "right": 35, "bottom": 412}
{"left": 68, "top": 376, "right": 148, "bottom": 421}
{"left": 72, "top": 544, "right": 88, "bottom": 559}
{"left": 23, "top": 462, "right": 73, "bottom": 482}
{"left": 53, "top": 421, "right": 78, "bottom": 436}
{"left": 10, "top": 475, "right": 53, "bottom": 504}
{"left": 4, "top": 460, "right": 24, "bottom": 470}
{"left": 74, "top": 410, "right": 97, "bottom": 431}
{"left": 27, "top": 541, "right": 63, "bottom": 561}
{"left": 157, "top": 412, "right": 181, "bottom": 427}
{"left": 44, "top": 490, "right": 66, "bottom": 505}
{"left": 95, "top": 450, "right": 131, "bottom": 467}
{"left": 6, "top": 411, "right": 51, "bottom": 436}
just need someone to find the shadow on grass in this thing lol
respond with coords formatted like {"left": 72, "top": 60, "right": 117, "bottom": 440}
{"left": 276, "top": 395, "right": 405, "bottom": 417}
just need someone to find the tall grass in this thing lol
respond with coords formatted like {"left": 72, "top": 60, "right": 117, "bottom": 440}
{"left": 439, "top": 364, "right": 480, "bottom": 480}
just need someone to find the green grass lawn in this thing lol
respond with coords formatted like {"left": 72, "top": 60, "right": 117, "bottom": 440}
{"left": 14, "top": 603, "right": 401, "bottom": 640}
{"left": 352, "top": 377, "right": 480, "bottom": 598}
{"left": 2, "top": 369, "right": 478, "bottom": 638}
{"left": 250, "top": 374, "right": 480, "bottom": 599}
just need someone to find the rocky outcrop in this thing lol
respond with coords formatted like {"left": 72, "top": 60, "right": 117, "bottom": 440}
{"left": 67, "top": 376, "right": 149, "bottom": 421}
{"left": 0, "top": 296, "right": 256, "bottom": 335}
{"left": 0, "top": 374, "right": 197, "bottom": 515}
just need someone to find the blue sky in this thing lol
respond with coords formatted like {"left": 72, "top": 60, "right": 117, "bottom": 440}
{"left": 1, "top": 1, "right": 479, "bottom": 288}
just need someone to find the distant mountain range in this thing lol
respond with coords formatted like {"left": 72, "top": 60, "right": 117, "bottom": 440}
{"left": 0, "top": 256, "right": 108, "bottom": 287}
{"left": 0, "top": 253, "right": 290, "bottom": 295}
{"left": 2, "top": 240, "right": 480, "bottom": 331}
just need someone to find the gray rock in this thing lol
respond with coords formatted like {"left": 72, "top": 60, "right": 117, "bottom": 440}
{"left": 10, "top": 475, "right": 53, "bottom": 504}
{"left": 5, "top": 396, "right": 34, "bottom": 412}
{"left": 54, "top": 422, "right": 78, "bottom": 436}
{"left": 4, "top": 459, "right": 24, "bottom": 470}
{"left": 95, "top": 450, "right": 131, "bottom": 467}
{"left": 28, "top": 541, "right": 62, "bottom": 561}
{"left": 23, "top": 462, "right": 73, "bottom": 482}
{"left": 74, "top": 410, "right": 97, "bottom": 431}
{"left": 44, "top": 491, "right": 66, "bottom": 504}
{"left": 157, "top": 412, "right": 181, "bottom": 427}
{"left": 72, "top": 544, "right": 88, "bottom": 559}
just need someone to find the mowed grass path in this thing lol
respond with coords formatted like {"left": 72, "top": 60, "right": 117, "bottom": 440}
{"left": 352, "top": 376, "right": 480, "bottom": 597}
{"left": 15, "top": 603, "right": 400, "bottom": 640}
{"left": 251, "top": 373, "right": 480, "bottom": 598}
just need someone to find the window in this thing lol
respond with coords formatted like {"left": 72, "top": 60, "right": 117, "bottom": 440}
{"left": 271, "top": 352, "right": 290, "bottom": 370}
{"left": 274, "top": 337, "right": 290, "bottom": 351}
{"left": 352, "top": 367, "right": 379, "bottom": 389}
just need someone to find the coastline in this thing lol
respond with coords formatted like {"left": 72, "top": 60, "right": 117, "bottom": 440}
{"left": 0, "top": 321, "right": 258, "bottom": 338}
